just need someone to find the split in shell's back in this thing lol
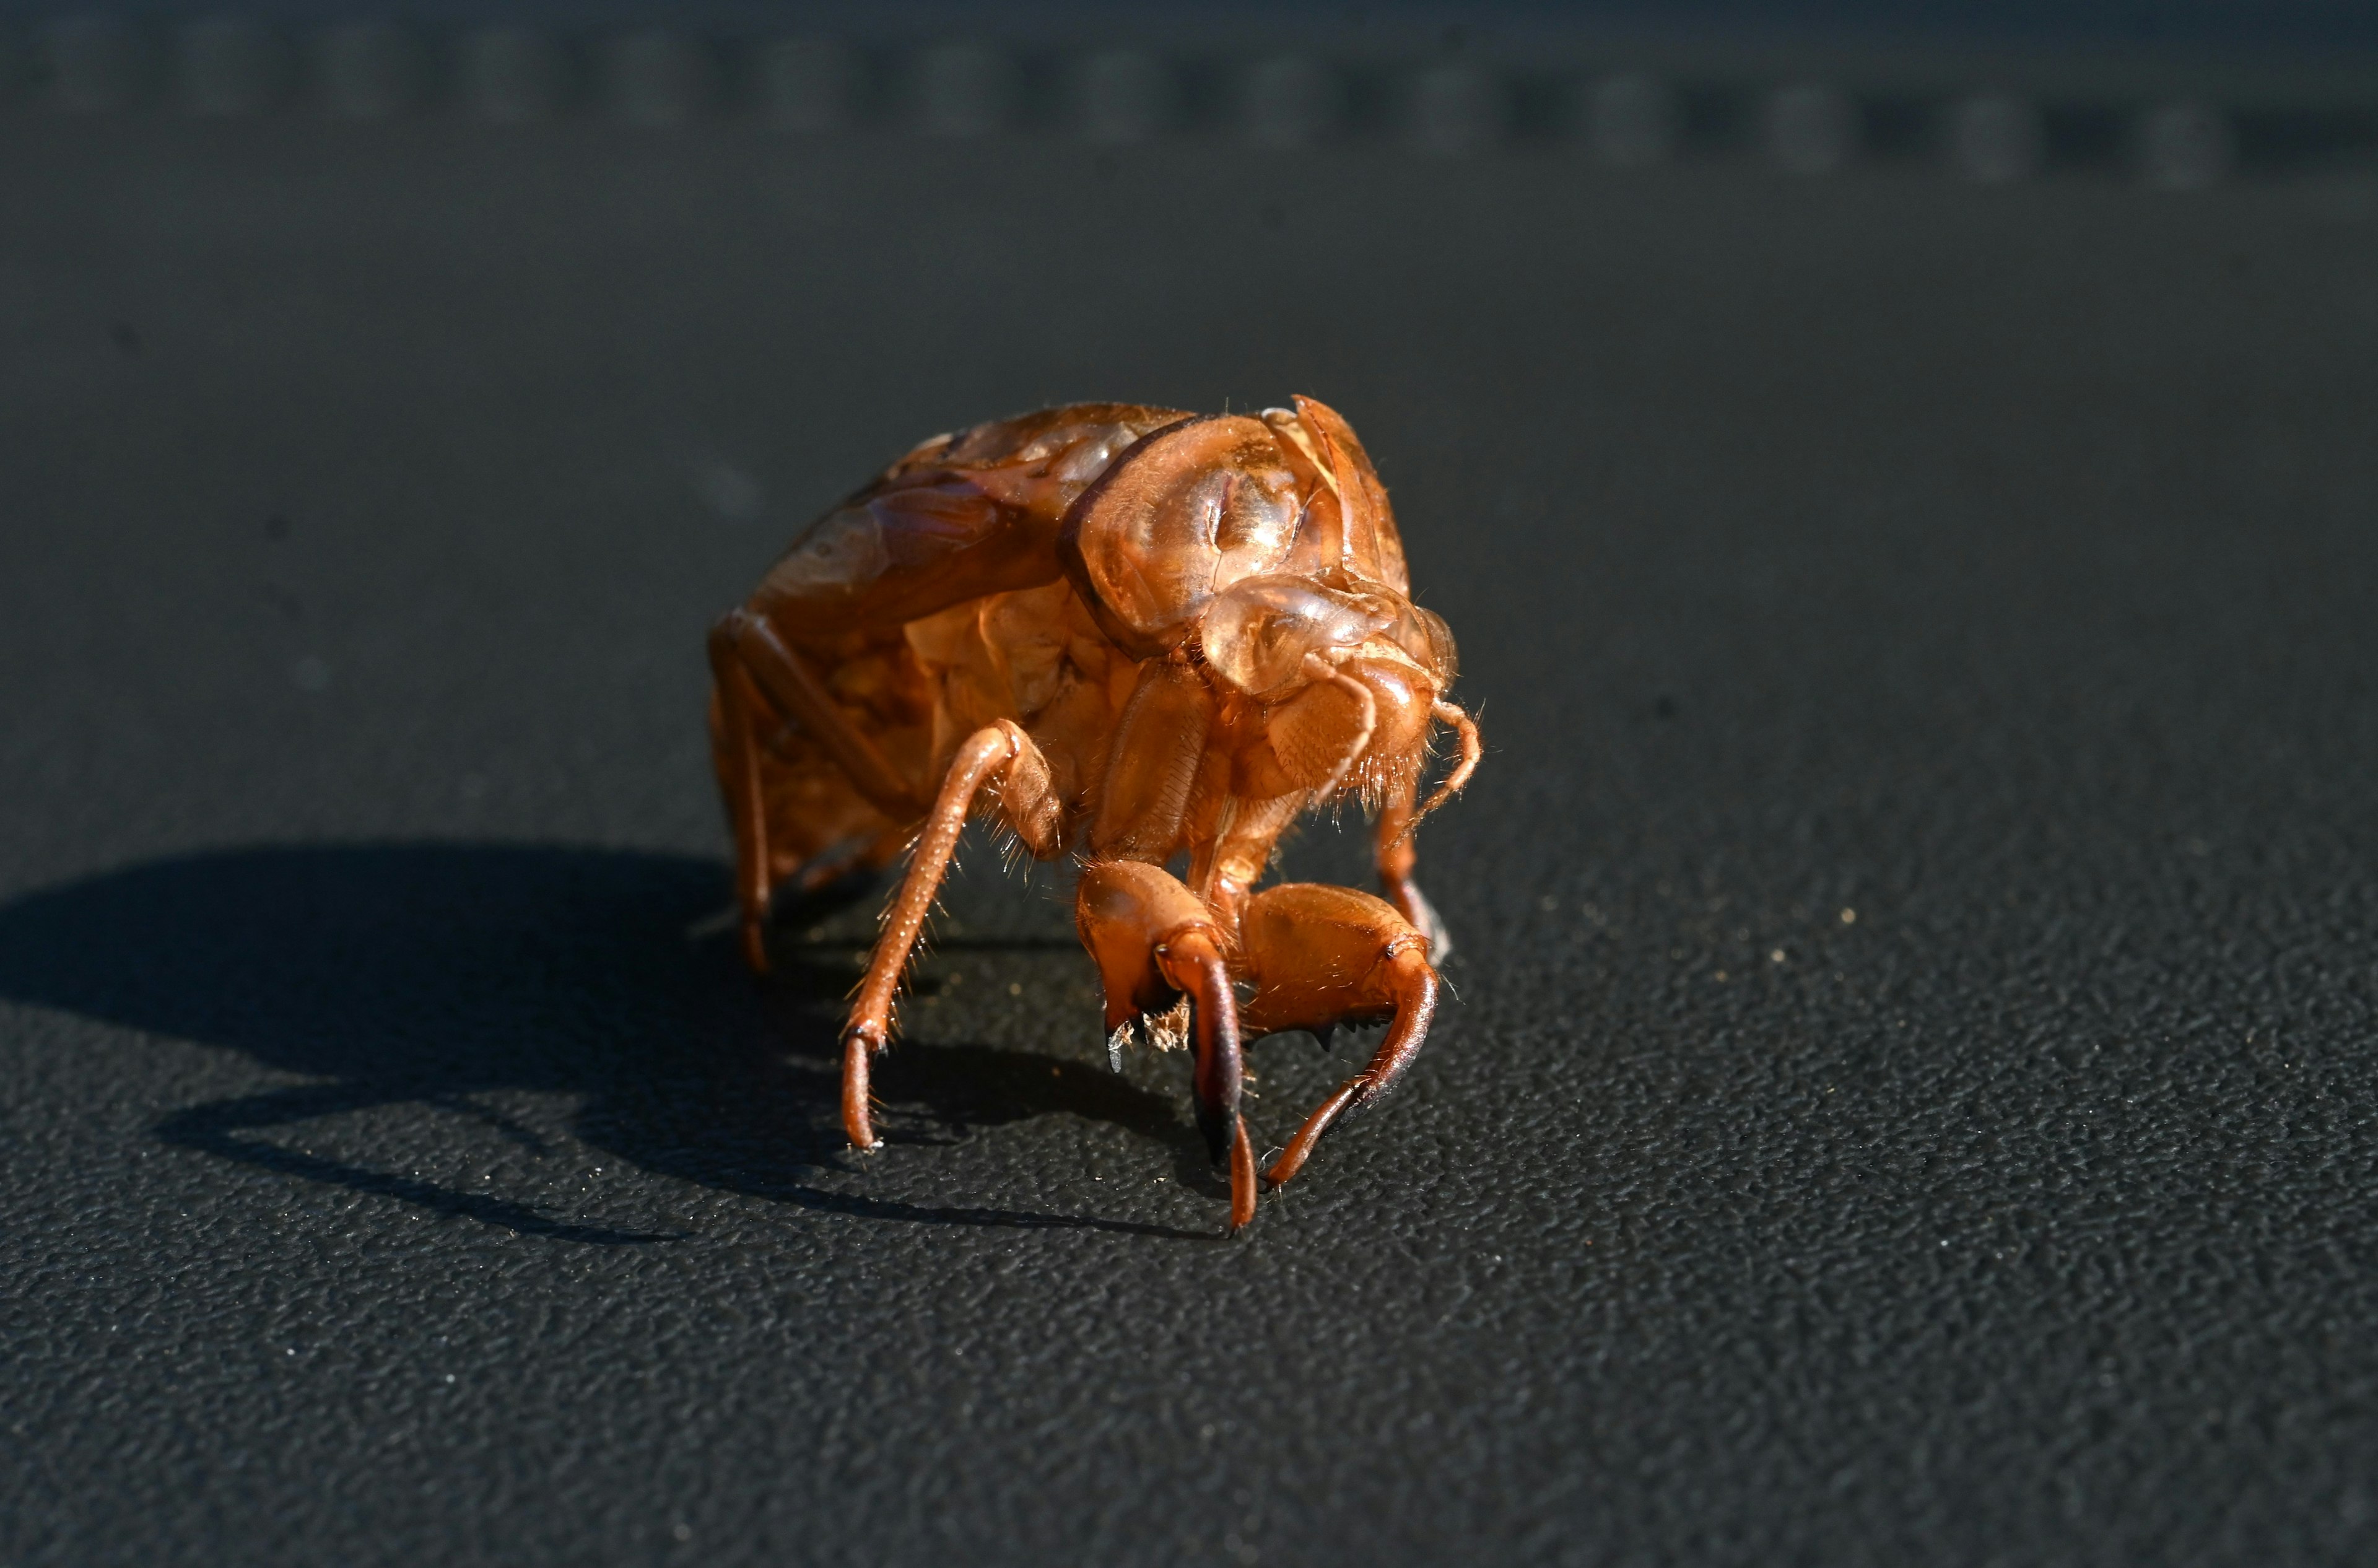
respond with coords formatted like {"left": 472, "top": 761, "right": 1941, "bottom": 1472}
{"left": 751, "top": 396, "right": 1414, "bottom": 658}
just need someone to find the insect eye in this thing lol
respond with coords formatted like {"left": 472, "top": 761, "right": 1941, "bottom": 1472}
{"left": 1199, "top": 575, "right": 1391, "bottom": 697}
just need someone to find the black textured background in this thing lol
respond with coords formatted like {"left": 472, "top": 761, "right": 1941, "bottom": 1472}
{"left": 4, "top": 107, "right": 2377, "bottom": 1567}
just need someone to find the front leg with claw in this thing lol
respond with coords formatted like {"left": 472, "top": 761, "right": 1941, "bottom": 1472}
{"left": 1232, "top": 882, "right": 1441, "bottom": 1193}
{"left": 1076, "top": 860, "right": 1258, "bottom": 1232}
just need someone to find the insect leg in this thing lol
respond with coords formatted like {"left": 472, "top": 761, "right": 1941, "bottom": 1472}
{"left": 1374, "top": 776, "right": 1452, "bottom": 957}
{"left": 1074, "top": 861, "right": 1258, "bottom": 1232}
{"left": 1232, "top": 882, "right": 1440, "bottom": 1192}
{"left": 842, "top": 721, "right": 1058, "bottom": 1152}
{"left": 705, "top": 625, "right": 777, "bottom": 973}
{"left": 1182, "top": 928, "right": 1260, "bottom": 1234}
{"left": 713, "top": 609, "right": 927, "bottom": 820}
{"left": 1374, "top": 699, "right": 1480, "bottom": 954}
{"left": 1196, "top": 790, "right": 1304, "bottom": 944}
{"left": 1420, "top": 700, "right": 1483, "bottom": 818}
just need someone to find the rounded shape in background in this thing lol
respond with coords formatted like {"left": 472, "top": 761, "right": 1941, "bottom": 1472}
{"left": 1240, "top": 54, "right": 1343, "bottom": 148}
{"left": 1764, "top": 82, "right": 1858, "bottom": 175}
{"left": 1076, "top": 47, "right": 1177, "bottom": 143}
{"left": 601, "top": 30, "right": 712, "bottom": 128}
{"left": 1584, "top": 73, "right": 1678, "bottom": 166}
{"left": 1947, "top": 92, "right": 2044, "bottom": 183}
{"left": 758, "top": 37, "right": 864, "bottom": 134}
{"left": 314, "top": 23, "right": 425, "bottom": 120}
{"left": 461, "top": 27, "right": 567, "bottom": 123}
{"left": 178, "top": 17, "right": 288, "bottom": 118}
{"left": 908, "top": 40, "right": 1016, "bottom": 138}
{"left": 1409, "top": 62, "right": 1508, "bottom": 157}
{"left": 2136, "top": 100, "right": 2234, "bottom": 189}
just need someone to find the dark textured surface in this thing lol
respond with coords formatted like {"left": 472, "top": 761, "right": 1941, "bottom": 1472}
{"left": 2, "top": 111, "right": 2376, "bottom": 1567}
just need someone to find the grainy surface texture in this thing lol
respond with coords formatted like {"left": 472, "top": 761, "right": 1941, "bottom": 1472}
{"left": 2, "top": 110, "right": 2376, "bottom": 1568}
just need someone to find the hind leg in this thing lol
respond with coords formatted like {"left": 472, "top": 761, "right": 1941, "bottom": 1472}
{"left": 707, "top": 643, "right": 781, "bottom": 973}
{"left": 708, "top": 612, "right": 924, "bottom": 971}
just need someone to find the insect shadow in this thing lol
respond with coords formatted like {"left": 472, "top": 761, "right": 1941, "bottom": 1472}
{"left": 0, "top": 843, "right": 1217, "bottom": 1244}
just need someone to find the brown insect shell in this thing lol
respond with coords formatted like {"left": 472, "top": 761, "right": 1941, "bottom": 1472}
{"left": 1076, "top": 860, "right": 1224, "bottom": 1017}
{"left": 902, "top": 578, "right": 1105, "bottom": 781}
{"left": 1333, "top": 642, "right": 1445, "bottom": 799}
{"left": 754, "top": 403, "right": 1188, "bottom": 647}
{"left": 1054, "top": 396, "right": 1411, "bottom": 664}
{"left": 741, "top": 395, "right": 1452, "bottom": 847}
{"left": 1264, "top": 394, "right": 1410, "bottom": 595}
{"left": 1235, "top": 881, "right": 1428, "bottom": 1029}
{"left": 1224, "top": 631, "right": 1445, "bottom": 804}
{"left": 1200, "top": 572, "right": 1423, "bottom": 699}
{"left": 1055, "top": 414, "right": 1299, "bottom": 660}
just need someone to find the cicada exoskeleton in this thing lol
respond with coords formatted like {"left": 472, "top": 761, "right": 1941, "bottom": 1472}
{"left": 709, "top": 397, "right": 1479, "bottom": 1230}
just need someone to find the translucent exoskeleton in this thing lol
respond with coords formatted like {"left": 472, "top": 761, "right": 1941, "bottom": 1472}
{"left": 708, "top": 398, "right": 1480, "bottom": 1231}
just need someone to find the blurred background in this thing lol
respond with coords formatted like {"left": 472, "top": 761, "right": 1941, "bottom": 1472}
{"left": 4, "top": 4, "right": 2377, "bottom": 1566}
{"left": 2, "top": 0, "right": 2372, "bottom": 870}
{"left": 2, "top": 1, "right": 2376, "bottom": 177}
